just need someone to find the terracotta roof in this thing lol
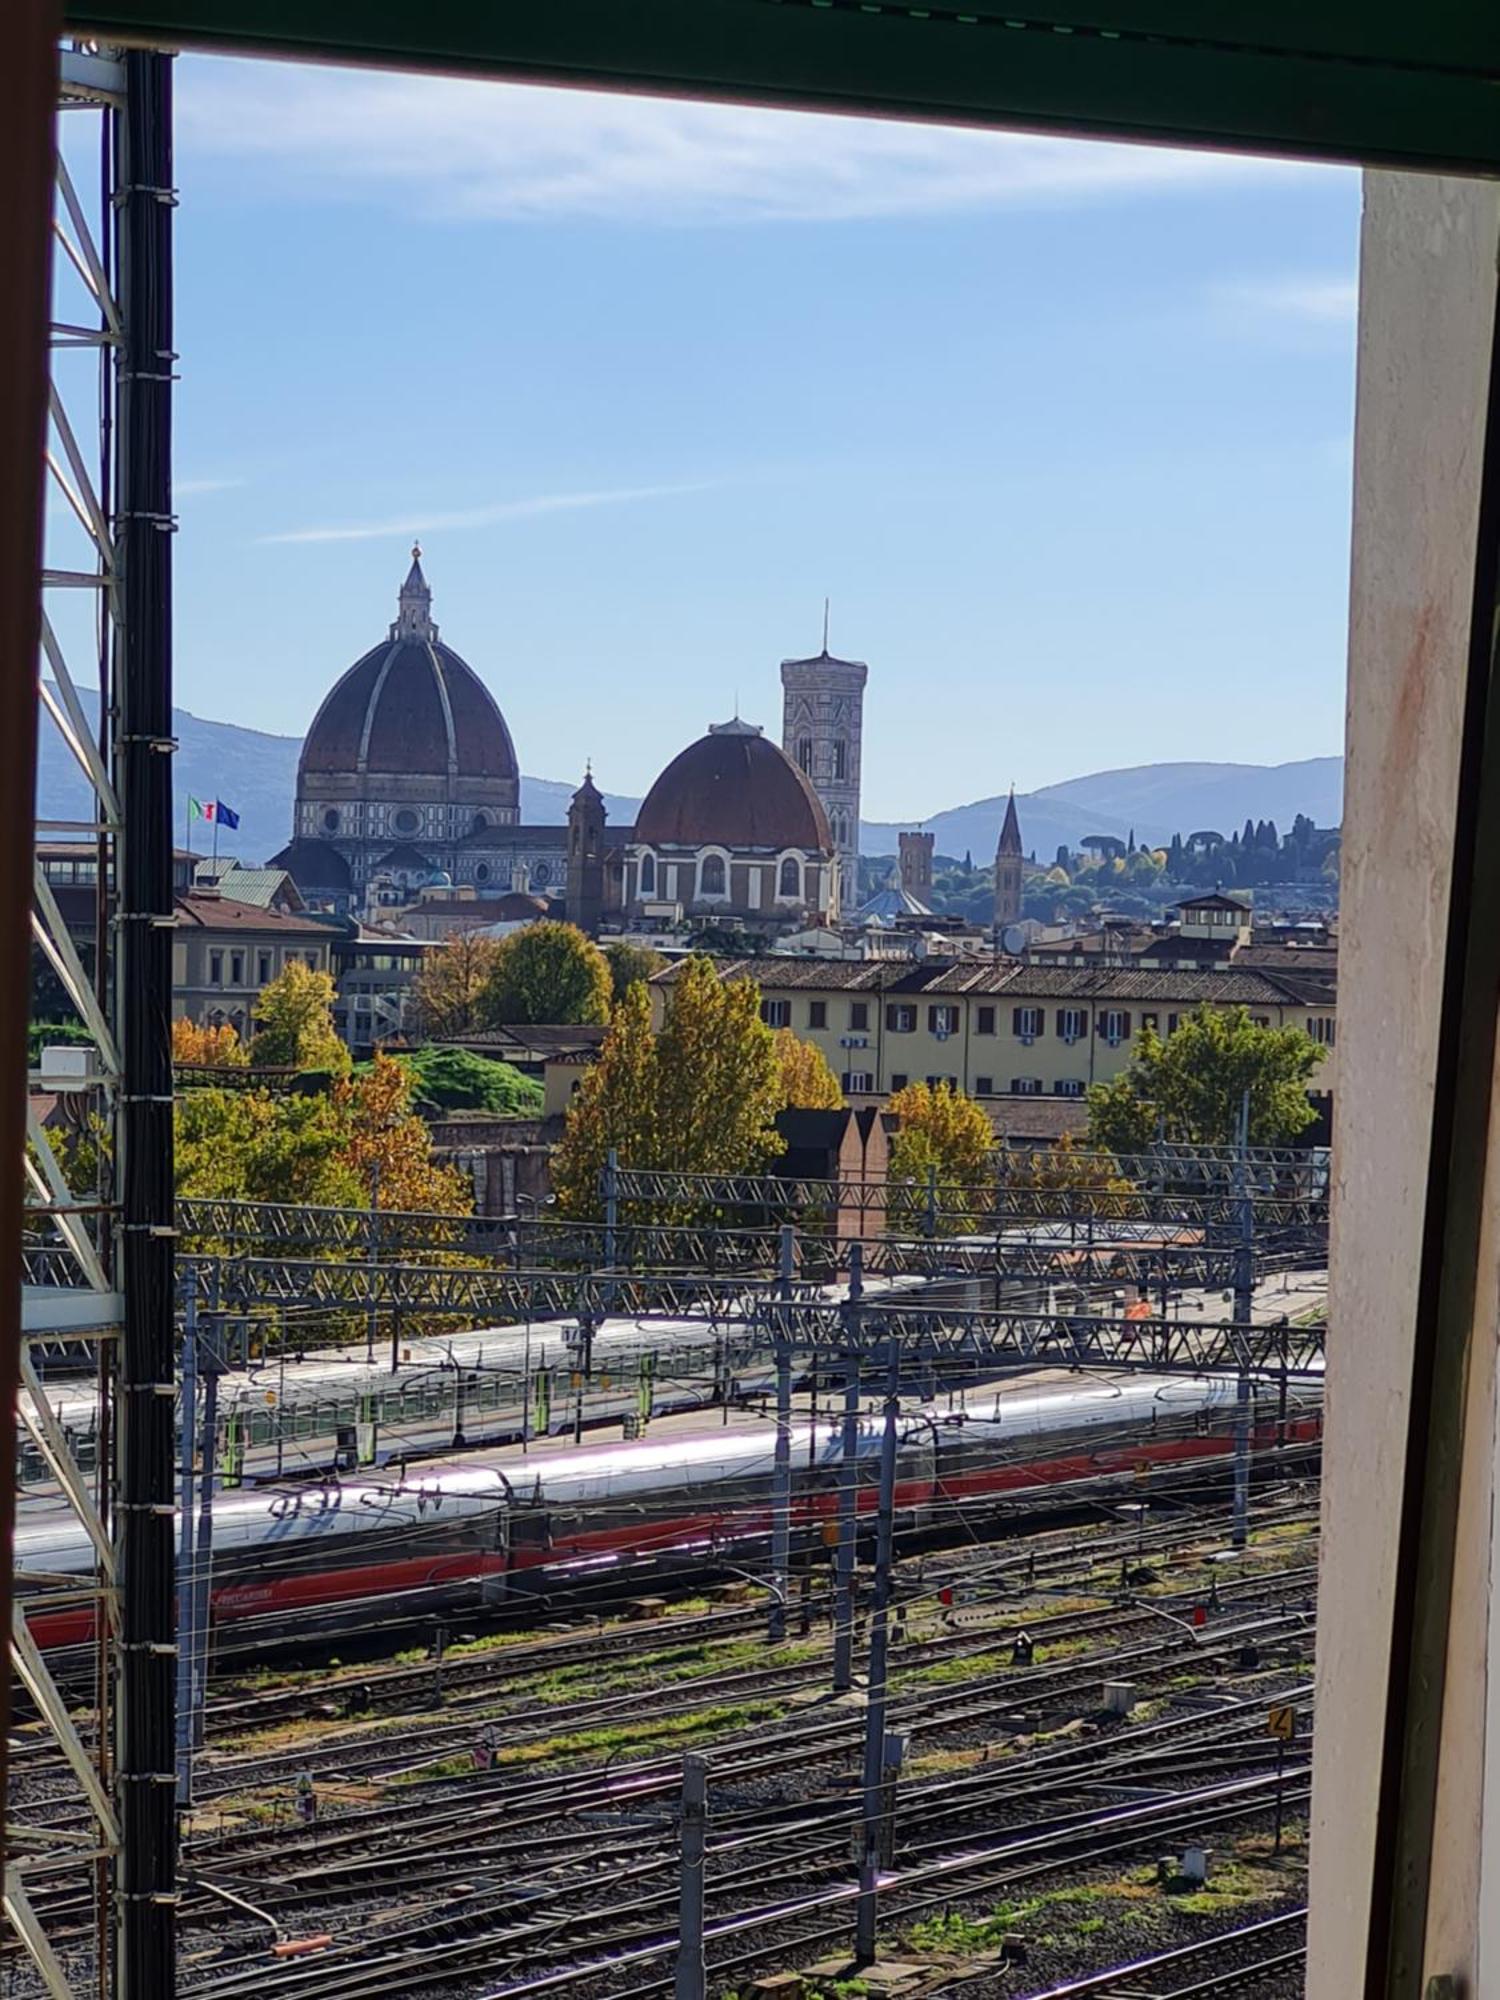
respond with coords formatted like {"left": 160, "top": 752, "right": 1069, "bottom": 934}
{"left": 635, "top": 727, "right": 832, "bottom": 853}
{"left": 652, "top": 956, "right": 1333, "bottom": 1005}
{"left": 174, "top": 894, "right": 336, "bottom": 935}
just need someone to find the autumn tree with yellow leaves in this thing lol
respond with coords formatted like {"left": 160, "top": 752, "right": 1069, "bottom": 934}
{"left": 553, "top": 959, "right": 786, "bottom": 1219}
{"left": 773, "top": 1028, "right": 844, "bottom": 1111}
{"left": 171, "top": 1017, "right": 248, "bottom": 1068}
{"left": 887, "top": 1079, "right": 995, "bottom": 1235}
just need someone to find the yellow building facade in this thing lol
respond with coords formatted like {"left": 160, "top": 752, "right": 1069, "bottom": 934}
{"left": 650, "top": 956, "right": 1337, "bottom": 1115}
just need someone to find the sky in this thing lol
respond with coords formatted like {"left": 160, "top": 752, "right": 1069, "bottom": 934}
{"left": 57, "top": 55, "right": 1361, "bottom": 821}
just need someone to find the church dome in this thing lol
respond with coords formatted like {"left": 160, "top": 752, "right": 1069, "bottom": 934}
{"left": 299, "top": 547, "right": 518, "bottom": 785}
{"left": 635, "top": 719, "right": 832, "bottom": 852}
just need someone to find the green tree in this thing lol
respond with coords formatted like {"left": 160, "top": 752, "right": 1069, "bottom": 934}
{"left": 376, "top": 1045, "right": 543, "bottom": 1117}
{"left": 248, "top": 960, "right": 350, "bottom": 1077}
{"left": 604, "top": 940, "right": 665, "bottom": 1009}
{"left": 551, "top": 980, "right": 660, "bottom": 1217}
{"left": 887, "top": 1080, "right": 994, "bottom": 1235}
{"left": 1086, "top": 1004, "right": 1327, "bottom": 1153}
{"left": 654, "top": 959, "right": 785, "bottom": 1182}
{"left": 553, "top": 960, "right": 786, "bottom": 1219}
{"left": 481, "top": 920, "right": 611, "bottom": 1026}
{"left": 773, "top": 1028, "right": 845, "bottom": 1110}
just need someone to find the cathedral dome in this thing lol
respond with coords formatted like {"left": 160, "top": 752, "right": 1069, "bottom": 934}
{"left": 299, "top": 547, "right": 518, "bottom": 786}
{"left": 635, "top": 719, "right": 832, "bottom": 852}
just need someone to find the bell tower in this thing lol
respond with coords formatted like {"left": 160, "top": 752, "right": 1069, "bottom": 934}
{"left": 780, "top": 610, "right": 867, "bottom": 902}
{"left": 993, "top": 788, "right": 1024, "bottom": 931}
{"left": 567, "top": 767, "right": 607, "bottom": 937}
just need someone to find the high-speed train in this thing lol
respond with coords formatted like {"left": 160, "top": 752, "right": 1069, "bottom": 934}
{"left": 16, "top": 1372, "right": 1321, "bottom": 1655}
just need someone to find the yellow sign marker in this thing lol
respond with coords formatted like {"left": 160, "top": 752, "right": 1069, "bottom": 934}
{"left": 1267, "top": 1704, "right": 1297, "bottom": 1741}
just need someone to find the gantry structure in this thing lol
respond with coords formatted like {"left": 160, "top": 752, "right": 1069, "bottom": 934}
{"left": 13, "top": 43, "right": 176, "bottom": 2000}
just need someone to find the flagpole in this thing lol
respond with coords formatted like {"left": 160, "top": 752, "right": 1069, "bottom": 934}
{"left": 212, "top": 807, "right": 219, "bottom": 868}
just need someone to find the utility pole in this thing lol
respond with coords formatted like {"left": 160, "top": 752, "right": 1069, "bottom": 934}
{"left": 174, "top": 1280, "right": 199, "bottom": 1807}
{"left": 366, "top": 1157, "right": 381, "bottom": 1367}
{"left": 1232, "top": 1091, "right": 1253, "bottom": 1549}
{"left": 190, "top": 1320, "right": 224, "bottom": 1754}
{"left": 833, "top": 1242, "right": 863, "bottom": 1694}
{"left": 769, "top": 1224, "right": 795, "bottom": 1643}
{"left": 856, "top": 1337, "right": 902, "bottom": 1965}
{"left": 603, "top": 1145, "right": 619, "bottom": 1315}
{"left": 674, "top": 1754, "right": 708, "bottom": 2000}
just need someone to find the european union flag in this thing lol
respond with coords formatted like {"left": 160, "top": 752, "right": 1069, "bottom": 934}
{"left": 214, "top": 800, "right": 240, "bottom": 830}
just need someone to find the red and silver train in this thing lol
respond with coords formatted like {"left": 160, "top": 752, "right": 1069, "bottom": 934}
{"left": 17, "top": 1372, "right": 1320, "bottom": 1655}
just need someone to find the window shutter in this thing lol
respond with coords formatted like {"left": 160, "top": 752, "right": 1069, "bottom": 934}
{"left": 1012, "top": 1007, "right": 1023, "bottom": 1034}
{"left": 840, "top": 1072, "right": 851, "bottom": 1092}
{"left": 1056, "top": 1009, "right": 1066, "bottom": 1037}
{"left": 1121, "top": 1011, "right": 1132, "bottom": 1037}
{"left": 886, "top": 1005, "right": 898, "bottom": 1031}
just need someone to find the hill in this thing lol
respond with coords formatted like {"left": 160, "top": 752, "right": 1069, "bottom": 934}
{"left": 36, "top": 690, "right": 642, "bottom": 866}
{"left": 36, "top": 691, "right": 1341, "bottom": 871}
{"left": 860, "top": 757, "right": 1342, "bottom": 862}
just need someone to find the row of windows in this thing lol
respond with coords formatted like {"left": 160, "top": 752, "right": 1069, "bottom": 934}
{"left": 644, "top": 854, "right": 806, "bottom": 901}
{"left": 765, "top": 996, "right": 1335, "bottom": 1047}
{"left": 857, "top": 1073, "right": 1087, "bottom": 1098}
{"left": 206, "top": 948, "right": 322, "bottom": 987}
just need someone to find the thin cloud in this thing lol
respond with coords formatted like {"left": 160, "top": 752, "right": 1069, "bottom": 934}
{"left": 260, "top": 479, "right": 717, "bottom": 545}
{"left": 176, "top": 474, "right": 246, "bottom": 496}
{"left": 177, "top": 57, "right": 1323, "bottom": 227}
{"left": 1214, "top": 276, "right": 1358, "bottom": 325}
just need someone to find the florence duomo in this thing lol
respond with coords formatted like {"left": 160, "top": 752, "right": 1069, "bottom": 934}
{"left": 269, "top": 547, "right": 964, "bottom": 940}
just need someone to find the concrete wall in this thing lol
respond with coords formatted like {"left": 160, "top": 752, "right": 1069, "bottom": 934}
{"left": 1308, "top": 172, "right": 1500, "bottom": 1995}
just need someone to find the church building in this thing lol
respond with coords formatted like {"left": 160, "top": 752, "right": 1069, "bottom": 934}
{"left": 272, "top": 550, "right": 629, "bottom": 929}
{"left": 625, "top": 718, "right": 840, "bottom": 930}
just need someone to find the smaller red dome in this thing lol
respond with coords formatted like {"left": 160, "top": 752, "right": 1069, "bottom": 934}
{"left": 635, "top": 722, "right": 832, "bottom": 853}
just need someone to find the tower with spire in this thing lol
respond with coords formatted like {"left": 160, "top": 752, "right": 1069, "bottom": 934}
{"left": 993, "top": 787, "right": 1024, "bottom": 933}
{"left": 566, "top": 764, "right": 608, "bottom": 937}
{"left": 779, "top": 609, "right": 867, "bottom": 906}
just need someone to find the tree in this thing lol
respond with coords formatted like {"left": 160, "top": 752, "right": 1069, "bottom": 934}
{"left": 377, "top": 1045, "right": 542, "bottom": 1117}
{"left": 481, "top": 921, "right": 611, "bottom": 1026}
{"left": 172, "top": 1017, "right": 248, "bottom": 1068}
{"left": 551, "top": 981, "right": 660, "bottom": 1217}
{"left": 248, "top": 960, "right": 350, "bottom": 1076}
{"left": 887, "top": 1080, "right": 994, "bottom": 1234}
{"left": 1086, "top": 1005, "right": 1327, "bottom": 1153}
{"left": 653, "top": 959, "right": 785, "bottom": 1181}
{"left": 773, "top": 1029, "right": 844, "bottom": 1110}
{"left": 409, "top": 930, "right": 502, "bottom": 1038}
{"left": 336, "top": 1051, "right": 474, "bottom": 1216}
{"left": 552, "top": 960, "right": 785, "bottom": 1219}
{"left": 604, "top": 940, "right": 665, "bottom": 1010}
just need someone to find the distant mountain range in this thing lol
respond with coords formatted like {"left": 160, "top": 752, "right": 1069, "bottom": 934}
{"left": 35, "top": 690, "right": 640, "bottom": 866}
{"left": 861, "top": 759, "right": 1344, "bottom": 864}
{"left": 36, "top": 690, "right": 1342, "bottom": 869}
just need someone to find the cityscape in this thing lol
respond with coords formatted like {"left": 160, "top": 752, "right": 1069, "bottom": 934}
{"left": 18, "top": 19, "right": 1488, "bottom": 2000}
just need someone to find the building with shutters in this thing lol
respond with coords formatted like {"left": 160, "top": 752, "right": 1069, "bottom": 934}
{"left": 648, "top": 954, "right": 1337, "bottom": 1135}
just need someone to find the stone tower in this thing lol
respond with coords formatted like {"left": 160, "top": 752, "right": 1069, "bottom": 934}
{"left": 899, "top": 830, "right": 934, "bottom": 902}
{"left": 567, "top": 767, "right": 607, "bottom": 938}
{"left": 780, "top": 624, "right": 867, "bottom": 911}
{"left": 993, "top": 787, "right": 1024, "bottom": 931}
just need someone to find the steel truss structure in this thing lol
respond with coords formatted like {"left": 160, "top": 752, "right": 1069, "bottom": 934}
{"left": 188, "top": 1252, "right": 1324, "bottom": 1379}
{"left": 15, "top": 44, "right": 176, "bottom": 2000}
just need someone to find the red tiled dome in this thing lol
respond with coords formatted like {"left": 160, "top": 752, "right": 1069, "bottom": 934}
{"left": 635, "top": 722, "right": 832, "bottom": 852}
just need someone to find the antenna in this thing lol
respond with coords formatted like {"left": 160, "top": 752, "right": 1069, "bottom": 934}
{"left": 822, "top": 597, "right": 830, "bottom": 654}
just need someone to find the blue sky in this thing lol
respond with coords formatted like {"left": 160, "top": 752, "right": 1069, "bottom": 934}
{"left": 92, "top": 56, "right": 1360, "bottom": 819}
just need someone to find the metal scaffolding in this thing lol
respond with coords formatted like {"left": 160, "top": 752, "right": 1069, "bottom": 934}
{"left": 14, "top": 42, "right": 176, "bottom": 2000}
